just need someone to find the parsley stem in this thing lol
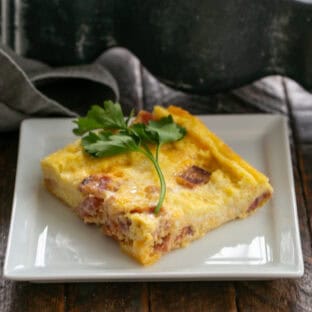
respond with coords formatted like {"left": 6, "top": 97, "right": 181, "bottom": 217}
{"left": 139, "top": 146, "right": 166, "bottom": 215}
{"left": 155, "top": 144, "right": 160, "bottom": 162}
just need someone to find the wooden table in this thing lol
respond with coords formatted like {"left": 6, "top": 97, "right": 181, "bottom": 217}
{"left": 0, "top": 55, "right": 311, "bottom": 311}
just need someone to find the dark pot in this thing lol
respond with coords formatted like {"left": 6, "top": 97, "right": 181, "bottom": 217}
{"left": 2, "top": 0, "right": 312, "bottom": 93}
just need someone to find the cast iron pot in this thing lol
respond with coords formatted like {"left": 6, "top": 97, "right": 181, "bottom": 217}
{"left": 2, "top": 0, "right": 312, "bottom": 93}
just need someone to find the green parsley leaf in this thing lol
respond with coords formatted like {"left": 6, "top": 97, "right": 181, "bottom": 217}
{"left": 129, "top": 123, "right": 157, "bottom": 143}
{"left": 146, "top": 116, "right": 186, "bottom": 145}
{"left": 73, "top": 101, "right": 127, "bottom": 135}
{"left": 73, "top": 102, "right": 187, "bottom": 214}
{"left": 82, "top": 131, "right": 138, "bottom": 158}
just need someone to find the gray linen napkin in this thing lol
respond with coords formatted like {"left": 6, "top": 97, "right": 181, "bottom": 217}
{"left": 0, "top": 43, "right": 291, "bottom": 133}
{"left": 0, "top": 44, "right": 119, "bottom": 132}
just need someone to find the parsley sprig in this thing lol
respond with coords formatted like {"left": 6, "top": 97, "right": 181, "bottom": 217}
{"left": 73, "top": 101, "right": 186, "bottom": 214}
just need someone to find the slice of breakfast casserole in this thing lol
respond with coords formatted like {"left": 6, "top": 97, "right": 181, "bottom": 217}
{"left": 41, "top": 105, "right": 273, "bottom": 265}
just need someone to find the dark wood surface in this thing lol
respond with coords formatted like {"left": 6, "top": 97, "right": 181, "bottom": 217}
{"left": 0, "top": 66, "right": 312, "bottom": 311}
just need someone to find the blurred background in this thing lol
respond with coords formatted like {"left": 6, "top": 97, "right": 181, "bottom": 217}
{"left": 2, "top": 0, "right": 312, "bottom": 92}
{"left": 0, "top": 0, "right": 312, "bottom": 134}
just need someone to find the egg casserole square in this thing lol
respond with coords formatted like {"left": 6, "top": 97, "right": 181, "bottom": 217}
{"left": 41, "top": 106, "right": 273, "bottom": 265}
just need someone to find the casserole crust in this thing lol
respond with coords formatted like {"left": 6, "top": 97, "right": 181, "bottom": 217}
{"left": 41, "top": 106, "right": 273, "bottom": 265}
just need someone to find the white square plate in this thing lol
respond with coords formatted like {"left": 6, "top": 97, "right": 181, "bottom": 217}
{"left": 4, "top": 115, "right": 304, "bottom": 282}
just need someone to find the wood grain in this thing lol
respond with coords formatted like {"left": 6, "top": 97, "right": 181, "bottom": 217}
{"left": 1, "top": 283, "right": 65, "bottom": 312}
{"left": 66, "top": 283, "right": 148, "bottom": 312}
{"left": 0, "top": 132, "right": 17, "bottom": 312}
{"left": 149, "top": 282, "right": 237, "bottom": 312}
{"left": 299, "top": 145, "right": 312, "bottom": 248}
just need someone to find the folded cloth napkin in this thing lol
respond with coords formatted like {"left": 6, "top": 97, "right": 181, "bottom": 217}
{"left": 0, "top": 43, "right": 290, "bottom": 132}
{"left": 0, "top": 44, "right": 120, "bottom": 132}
